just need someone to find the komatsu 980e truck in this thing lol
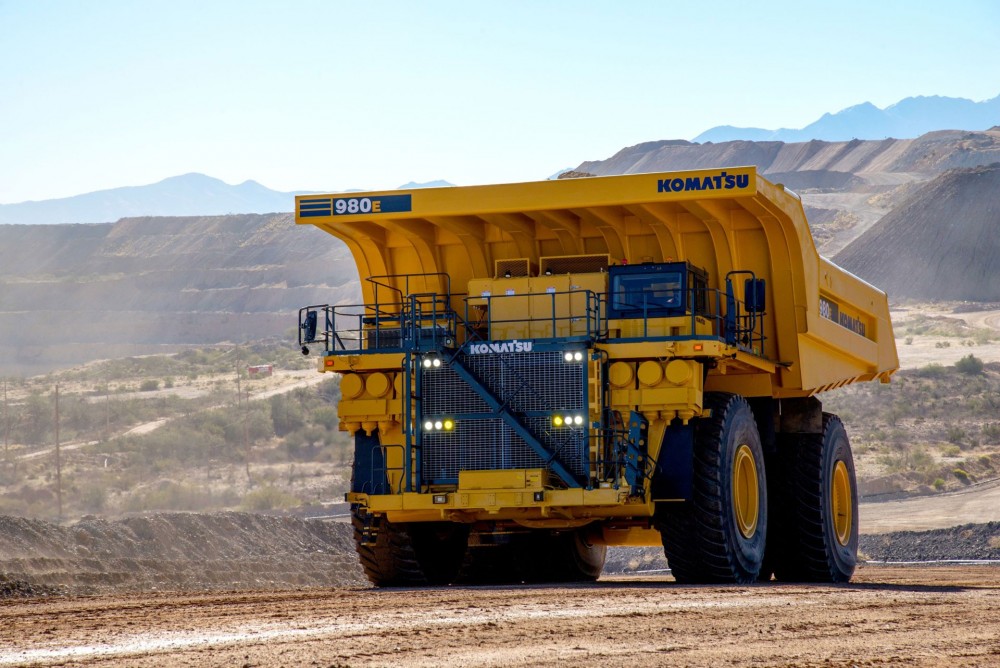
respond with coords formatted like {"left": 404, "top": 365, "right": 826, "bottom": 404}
{"left": 295, "top": 167, "right": 898, "bottom": 586}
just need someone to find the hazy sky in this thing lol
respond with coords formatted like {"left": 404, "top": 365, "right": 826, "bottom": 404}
{"left": 2, "top": 0, "right": 999, "bottom": 203}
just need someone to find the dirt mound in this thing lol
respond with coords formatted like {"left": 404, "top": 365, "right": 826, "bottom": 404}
{"left": 576, "top": 131, "right": 1000, "bottom": 179}
{"left": 836, "top": 163, "right": 1000, "bottom": 301}
{"left": 860, "top": 522, "right": 1000, "bottom": 562}
{"left": 0, "top": 213, "right": 358, "bottom": 375}
{"left": 0, "top": 512, "right": 364, "bottom": 596}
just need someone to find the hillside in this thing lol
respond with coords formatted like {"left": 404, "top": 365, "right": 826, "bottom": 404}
{"left": 835, "top": 163, "right": 1000, "bottom": 301}
{"left": 0, "top": 214, "right": 357, "bottom": 375}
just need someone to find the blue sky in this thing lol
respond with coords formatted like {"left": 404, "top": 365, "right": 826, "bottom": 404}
{"left": 2, "top": 0, "right": 999, "bottom": 203}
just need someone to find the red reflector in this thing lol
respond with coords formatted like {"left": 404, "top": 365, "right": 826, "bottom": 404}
{"left": 693, "top": 344, "right": 703, "bottom": 351}
{"left": 325, "top": 359, "right": 334, "bottom": 367}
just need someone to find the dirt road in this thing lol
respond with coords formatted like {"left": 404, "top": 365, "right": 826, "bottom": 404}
{"left": 2, "top": 565, "right": 998, "bottom": 667}
{"left": 861, "top": 479, "right": 1000, "bottom": 533}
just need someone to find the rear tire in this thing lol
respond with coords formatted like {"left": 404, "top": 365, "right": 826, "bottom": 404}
{"left": 352, "top": 510, "right": 468, "bottom": 587}
{"left": 459, "top": 528, "right": 606, "bottom": 584}
{"left": 539, "top": 529, "right": 606, "bottom": 582}
{"left": 658, "top": 392, "right": 767, "bottom": 584}
{"left": 771, "top": 414, "right": 859, "bottom": 583}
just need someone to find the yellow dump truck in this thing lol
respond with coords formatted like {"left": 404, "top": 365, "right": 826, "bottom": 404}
{"left": 295, "top": 166, "right": 898, "bottom": 586}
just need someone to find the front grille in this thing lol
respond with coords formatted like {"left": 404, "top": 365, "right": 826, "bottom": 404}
{"left": 419, "top": 349, "right": 587, "bottom": 483}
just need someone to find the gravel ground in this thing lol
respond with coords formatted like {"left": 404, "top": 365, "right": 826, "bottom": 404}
{"left": 3, "top": 513, "right": 998, "bottom": 599}
{"left": 0, "top": 512, "right": 362, "bottom": 598}
{"left": 860, "top": 522, "right": 1000, "bottom": 562}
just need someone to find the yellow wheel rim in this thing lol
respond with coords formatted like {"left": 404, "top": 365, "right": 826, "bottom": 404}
{"left": 732, "top": 444, "right": 759, "bottom": 539}
{"left": 831, "top": 460, "right": 853, "bottom": 546}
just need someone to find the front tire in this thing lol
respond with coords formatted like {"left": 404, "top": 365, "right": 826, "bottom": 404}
{"left": 658, "top": 393, "right": 767, "bottom": 584}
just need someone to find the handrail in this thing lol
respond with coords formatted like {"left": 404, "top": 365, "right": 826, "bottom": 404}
{"left": 300, "top": 277, "right": 766, "bottom": 358}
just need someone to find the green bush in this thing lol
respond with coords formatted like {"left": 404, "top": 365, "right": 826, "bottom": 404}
{"left": 946, "top": 426, "right": 966, "bottom": 445}
{"left": 933, "top": 478, "right": 946, "bottom": 490}
{"left": 240, "top": 485, "right": 300, "bottom": 511}
{"left": 139, "top": 379, "right": 160, "bottom": 392}
{"left": 913, "top": 363, "right": 946, "bottom": 379}
{"left": 955, "top": 354, "right": 984, "bottom": 375}
{"left": 953, "top": 468, "right": 970, "bottom": 484}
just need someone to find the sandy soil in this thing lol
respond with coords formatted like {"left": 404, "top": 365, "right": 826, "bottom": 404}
{"left": 860, "top": 479, "right": 1000, "bottom": 533}
{"left": 0, "top": 565, "right": 997, "bottom": 667}
{"left": 894, "top": 305, "right": 1000, "bottom": 367}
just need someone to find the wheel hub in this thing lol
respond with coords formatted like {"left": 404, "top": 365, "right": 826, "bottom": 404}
{"left": 831, "top": 459, "right": 853, "bottom": 546}
{"left": 732, "top": 444, "right": 759, "bottom": 539}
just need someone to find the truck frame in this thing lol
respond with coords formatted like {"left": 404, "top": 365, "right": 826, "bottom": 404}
{"left": 295, "top": 167, "right": 898, "bottom": 585}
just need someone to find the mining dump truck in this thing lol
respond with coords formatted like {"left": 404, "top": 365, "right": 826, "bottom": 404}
{"left": 295, "top": 167, "right": 898, "bottom": 586}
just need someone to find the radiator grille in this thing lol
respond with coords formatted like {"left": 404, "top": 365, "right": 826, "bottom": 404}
{"left": 419, "top": 350, "right": 588, "bottom": 483}
{"left": 540, "top": 254, "right": 609, "bottom": 275}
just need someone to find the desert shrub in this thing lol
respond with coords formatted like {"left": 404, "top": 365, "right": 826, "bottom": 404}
{"left": 139, "top": 379, "right": 160, "bottom": 392}
{"left": 955, "top": 354, "right": 984, "bottom": 375}
{"left": 982, "top": 424, "right": 1000, "bottom": 441}
{"left": 904, "top": 336, "right": 913, "bottom": 345}
{"left": 78, "top": 482, "right": 108, "bottom": 512}
{"left": 913, "top": 364, "right": 946, "bottom": 379}
{"left": 239, "top": 485, "right": 300, "bottom": 511}
{"left": 122, "top": 481, "right": 216, "bottom": 512}
{"left": 946, "top": 426, "right": 967, "bottom": 445}
{"left": 952, "top": 468, "right": 970, "bottom": 484}
{"left": 941, "top": 444, "right": 961, "bottom": 457}
{"left": 933, "top": 478, "right": 946, "bottom": 490}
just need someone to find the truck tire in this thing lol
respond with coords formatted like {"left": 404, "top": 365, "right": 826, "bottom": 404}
{"left": 534, "top": 529, "right": 606, "bottom": 583}
{"left": 771, "top": 414, "right": 858, "bottom": 583}
{"left": 458, "top": 535, "right": 533, "bottom": 584}
{"left": 458, "top": 529, "right": 605, "bottom": 584}
{"left": 658, "top": 392, "right": 767, "bottom": 584}
{"left": 351, "top": 511, "right": 468, "bottom": 586}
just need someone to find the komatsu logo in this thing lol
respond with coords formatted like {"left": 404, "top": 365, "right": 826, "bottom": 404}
{"left": 467, "top": 340, "right": 534, "bottom": 355}
{"left": 657, "top": 171, "right": 750, "bottom": 193}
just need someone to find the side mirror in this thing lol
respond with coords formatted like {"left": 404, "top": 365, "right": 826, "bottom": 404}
{"left": 744, "top": 278, "right": 766, "bottom": 313}
{"left": 301, "top": 310, "right": 318, "bottom": 343}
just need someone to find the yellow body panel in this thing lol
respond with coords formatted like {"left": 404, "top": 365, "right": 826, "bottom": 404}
{"left": 298, "top": 167, "right": 897, "bottom": 396}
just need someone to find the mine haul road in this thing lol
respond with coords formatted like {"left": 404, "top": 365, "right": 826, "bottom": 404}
{"left": 2, "top": 565, "right": 1000, "bottom": 667}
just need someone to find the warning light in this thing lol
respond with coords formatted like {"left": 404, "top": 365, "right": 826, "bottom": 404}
{"left": 694, "top": 344, "right": 704, "bottom": 351}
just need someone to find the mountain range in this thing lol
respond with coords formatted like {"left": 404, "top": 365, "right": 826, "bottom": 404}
{"left": 694, "top": 94, "right": 1000, "bottom": 143}
{"left": 0, "top": 175, "right": 456, "bottom": 226}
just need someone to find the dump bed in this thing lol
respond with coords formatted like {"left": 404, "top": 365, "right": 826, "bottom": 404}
{"left": 296, "top": 167, "right": 897, "bottom": 397}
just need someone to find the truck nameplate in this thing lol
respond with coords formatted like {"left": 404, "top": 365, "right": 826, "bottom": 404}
{"left": 298, "top": 194, "right": 412, "bottom": 218}
{"left": 819, "top": 296, "right": 868, "bottom": 338}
